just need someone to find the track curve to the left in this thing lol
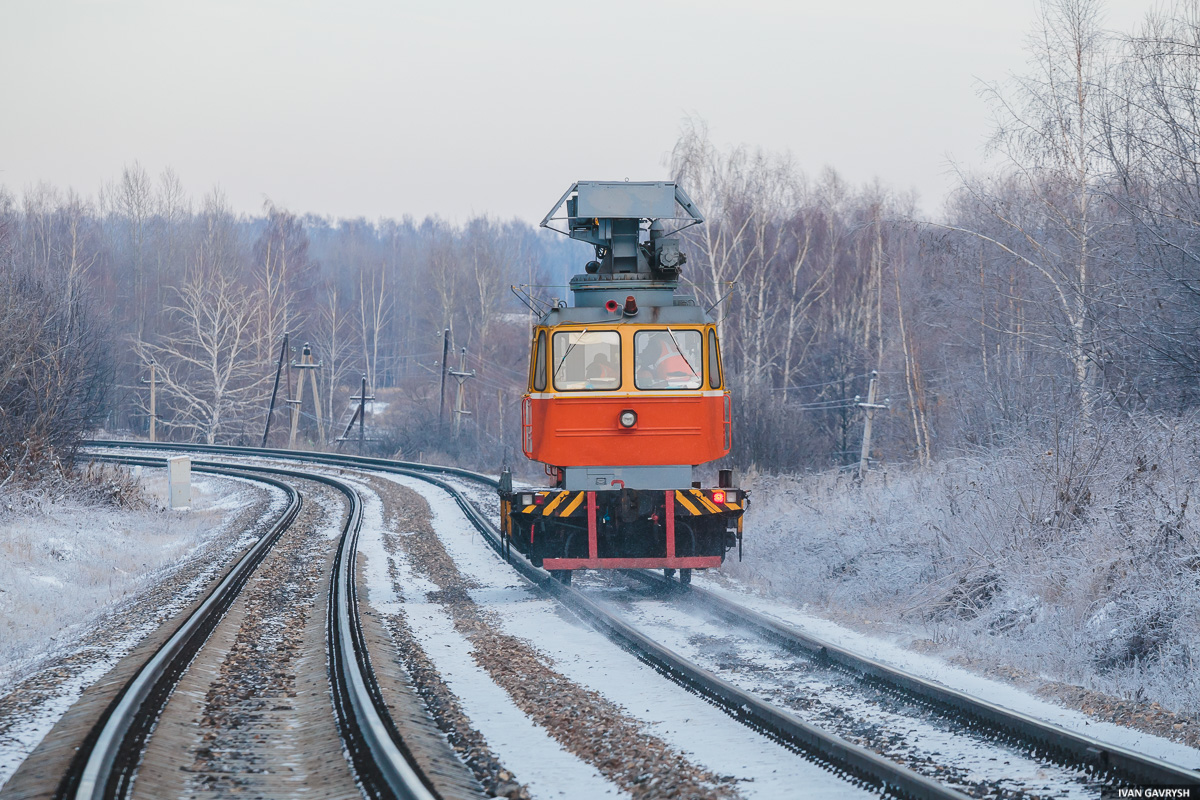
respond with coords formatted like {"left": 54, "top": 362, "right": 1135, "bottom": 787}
{"left": 44, "top": 454, "right": 445, "bottom": 800}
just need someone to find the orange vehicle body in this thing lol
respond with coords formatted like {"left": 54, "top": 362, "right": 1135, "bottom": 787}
{"left": 521, "top": 323, "right": 731, "bottom": 467}
{"left": 524, "top": 393, "right": 729, "bottom": 466}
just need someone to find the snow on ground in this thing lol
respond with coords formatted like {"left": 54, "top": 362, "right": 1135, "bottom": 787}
{"left": 609, "top": 591, "right": 1097, "bottom": 797}
{"left": 693, "top": 573, "right": 1200, "bottom": 773}
{"left": 385, "top": 473, "right": 875, "bottom": 799}
{"left": 437, "top": 466, "right": 1200, "bottom": 777}
{"left": 0, "top": 472, "right": 265, "bottom": 684}
{"left": 353, "top": 474, "right": 623, "bottom": 799}
{"left": 0, "top": 471, "right": 279, "bottom": 788}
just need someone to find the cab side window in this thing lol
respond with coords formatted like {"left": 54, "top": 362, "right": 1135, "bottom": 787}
{"left": 708, "top": 329, "right": 722, "bottom": 389}
{"left": 533, "top": 330, "right": 547, "bottom": 391}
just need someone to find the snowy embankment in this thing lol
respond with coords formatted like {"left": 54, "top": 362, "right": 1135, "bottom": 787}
{"left": 0, "top": 468, "right": 271, "bottom": 788}
{"left": 0, "top": 471, "right": 261, "bottom": 685}
{"left": 723, "top": 420, "right": 1200, "bottom": 723}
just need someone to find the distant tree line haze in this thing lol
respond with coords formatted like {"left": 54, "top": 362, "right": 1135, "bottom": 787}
{"left": 3, "top": 0, "right": 1200, "bottom": 479}
{"left": 0, "top": 169, "right": 575, "bottom": 472}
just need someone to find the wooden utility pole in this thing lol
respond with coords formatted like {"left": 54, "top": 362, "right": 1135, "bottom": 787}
{"left": 142, "top": 362, "right": 157, "bottom": 443}
{"left": 339, "top": 375, "right": 376, "bottom": 455}
{"left": 308, "top": 350, "right": 325, "bottom": 444}
{"left": 855, "top": 371, "right": 889, "bottom": 479}
{"left": 450, "top": 346, "right": 475, "bottom": 439}
{"left": 357, "top": 375, "right": 367, "bottom": 455}
{"left": 262, "top": 333, "right": 288, "bottom": 448}
{"left": 437, "top": 329, "right": 451, "bottom": 434}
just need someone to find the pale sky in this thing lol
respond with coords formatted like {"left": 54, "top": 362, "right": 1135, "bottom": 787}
{"left": 1, "top": 0, "right": 1155, "bottom": 224}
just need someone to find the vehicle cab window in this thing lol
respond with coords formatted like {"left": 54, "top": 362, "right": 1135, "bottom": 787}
{"left": 551, "top": 330, "right": 620, "bottom": 390}
{"left": 708, "top": 328, "right": 722, "bottom": 389}
{"left": 634, "top": 329, "right": 703, "bottom": 390}
{"left": 533, "top": 330, "right": 547, "bottom": 391}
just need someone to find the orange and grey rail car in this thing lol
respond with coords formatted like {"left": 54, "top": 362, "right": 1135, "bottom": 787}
{"left": 498, "top": 181, "right": 746, "bottom": 585}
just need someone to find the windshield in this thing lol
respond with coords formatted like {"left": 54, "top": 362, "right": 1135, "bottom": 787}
{"left": 552, "top": 330, "right": 620, "bottom": 390}
{"left": 634, "top": 329, "right": 703, "bottom": 390}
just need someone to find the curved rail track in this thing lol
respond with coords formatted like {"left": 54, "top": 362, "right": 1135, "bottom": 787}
{"left": 61, "top": 453, "right": 439, "bottom": 800}
{"left": 83, "top": 441, "right": 1200, "bottom": 799}
{"left": 622, "top": 570, "right": 1200, "bottom": 787}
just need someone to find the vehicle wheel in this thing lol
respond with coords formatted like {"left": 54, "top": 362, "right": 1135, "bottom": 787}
{"left": 552, "top": 569, "right": 572, "bottom": 585}
{"left": 679, "top": 568, "right": 692, "bottom": 585}
{"left": 664, "top": 568, "right": 676, "bottom": 578}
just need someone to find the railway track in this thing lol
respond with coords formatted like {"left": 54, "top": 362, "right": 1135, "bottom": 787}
{"left": 57, "top": 459, "right": 301, "bottom": 800}
{"left": 80, "top": 441, "right": 1200, "bottom": 799}
{"left": 18, "top": 454, "right": 453, "bottom": 800}
{"left": 618, "top": 570, "right": 1200, "bottom": 787}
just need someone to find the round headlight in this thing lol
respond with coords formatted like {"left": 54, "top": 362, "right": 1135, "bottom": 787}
{"left": 619, "top": 410, "right": 637, "bottom": 428}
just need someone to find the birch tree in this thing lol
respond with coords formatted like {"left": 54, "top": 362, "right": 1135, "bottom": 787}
{"left": 134, "top": 270, "right": 266, "bottom": 444}
{"left": 970, "top": 0, "right": 1111, "bottom": 418}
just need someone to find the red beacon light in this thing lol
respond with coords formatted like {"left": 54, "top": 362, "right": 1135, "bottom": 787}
{"left": 623, "top": 295, "right": 638, "bottom": 316}
{"left": 711, "top": 490, "right": 727, "bottom": 505}
{"left": 604, "top": 299, "right": 620, "bottom": 313}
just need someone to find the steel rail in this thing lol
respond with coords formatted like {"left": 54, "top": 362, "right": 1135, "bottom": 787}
{"left": 84, "top": 442, "right": 964, "bottom": 800}
{"left": 86, "top": 442, "right": 1200, "bottom": 792}
{"left": 71, "top": 452, "right": 439, "bottom": 800}
{"left": 309, "top": 466, "right": 440, "bottom": 800}
{"left": 60, "top": 458, "right": 302, "bottom": 800}
{"left": 623, "top": 569, "right": 1200, "bottom": 787}
{"left": 386, "top": 467, "right": 968, "bottom": 800}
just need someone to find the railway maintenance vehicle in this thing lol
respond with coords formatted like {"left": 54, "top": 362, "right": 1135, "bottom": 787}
{"left": 498, "top": 181, "right": 746, "bottom": 584}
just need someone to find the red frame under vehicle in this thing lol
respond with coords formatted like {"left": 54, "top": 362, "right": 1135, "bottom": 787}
{"left": 532, "top": 490, "right": 726, "bottom": 571}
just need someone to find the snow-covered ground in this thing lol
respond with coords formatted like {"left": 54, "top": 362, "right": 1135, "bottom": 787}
{"left": 591, "top": 582, "right": 1103, "bottom": 796}
{"left": 352, "top": 472, "right": 625, "bottom": 798}
{"left": 691, "top": 574, "right": 1200, "bottom": 772}
{"left": 375, "top": 472, "right": 877, "bottom": 799}
{"left": 0, "top": 471, "right": 263, "bottom": 684}
{"left": 0, "top": 470, "right": 275, "bottom": 788}
{"left": 441, "top": 463, "right": 1200, "bottom": 778}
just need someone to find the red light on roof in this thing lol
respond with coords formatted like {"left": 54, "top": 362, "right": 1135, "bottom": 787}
{"left": 711, "top": 490, "right": 727, "bottom": 504}
{"left": 623, "top": 295, "right": 638, "bottom": 315}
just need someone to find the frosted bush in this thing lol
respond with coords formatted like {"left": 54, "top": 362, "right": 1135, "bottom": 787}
{"left": 727, "top": 413, "right": 1200, "bottom": 713}
{"left": 0, "top": 475, "right": 250, "bottom": 688}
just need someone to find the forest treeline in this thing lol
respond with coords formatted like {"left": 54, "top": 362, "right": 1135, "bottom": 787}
{"left": 679, "top": 0, "right": 1200, "bottom": 470}
{"left": 4, "top": 0, "right": 1200, "bottom": 478}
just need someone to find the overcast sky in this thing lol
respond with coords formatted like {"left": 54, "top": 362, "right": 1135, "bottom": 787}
{"left": 2, "top": 0, "right": 1155, "bottom": 224}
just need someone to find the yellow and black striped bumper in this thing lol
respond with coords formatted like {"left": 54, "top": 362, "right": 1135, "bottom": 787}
{"left": 674, "top": 488, "right": 743, "bottom": 516}
{"left": 513, "top": 490, "right": 588, "bottom": 518}
{"left": 511, "top": 488, "right": 743, "bottom": 518}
